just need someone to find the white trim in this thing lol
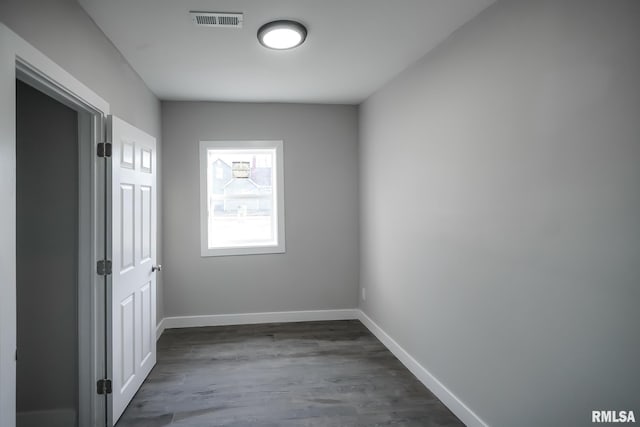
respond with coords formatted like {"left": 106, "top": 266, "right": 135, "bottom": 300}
{"left": 0, "top": 23, "right": 110, "bottom": 427}
{"left": 11, "top": 30, "right": 109, "bottom": 114}
{"left": 156, "top": 318, "right": 166, "bottom": 341}
{"left": 357, "top": 310, "right": 489, "bottom": 427}
{"left": 162, "top": 309, "right": 358, "bottom": 329}
{"left": 16, "top": 409, "right": 76, "bottom": 427}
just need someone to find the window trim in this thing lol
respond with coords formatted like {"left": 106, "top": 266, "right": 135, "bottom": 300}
{"left": 199, "top": 140, "right": 286, "bottom": 257}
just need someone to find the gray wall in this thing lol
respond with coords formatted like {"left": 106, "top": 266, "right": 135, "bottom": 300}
{"left": 16, "top": 81, "right": 78, "bottom": 418}
{"left": 162, "top": 102, "right": 359, "bottom": 317}
{"left": 0, "top": 0, "right": 164, "bottom": 323}
{"left": 359, "top": 0, "right": 640, "bottom": 426}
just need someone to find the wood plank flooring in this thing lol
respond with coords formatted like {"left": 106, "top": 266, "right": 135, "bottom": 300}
{"left": 116, "top": 320, "right": 464, "bottom": 426}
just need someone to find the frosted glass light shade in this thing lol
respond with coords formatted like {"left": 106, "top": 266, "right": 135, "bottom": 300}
{"left": 258, "top": 20, "right": 307, "bottom": 50}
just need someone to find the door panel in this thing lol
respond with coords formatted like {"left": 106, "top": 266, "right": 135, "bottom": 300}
{"left": 120, "top": 184, "right": 135, "bottom": 271}
{"left": 120, "top": 294, "right": 136, "bottom": 388}
{"left": 110, "top": 116, "right": 157, "bottom": 423}
{"left": 141, "top": 186, "right": 152, "bottom": 261}
{"left": 140, "top": 282, "right": 152, "bottom": 363}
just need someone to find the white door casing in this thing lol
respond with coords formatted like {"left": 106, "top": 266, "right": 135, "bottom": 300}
{"left": 110, "top": 116, "right": 157, "bottom": 423}
{"left": 1, "top": 23, "right": 110, "bottom": 427}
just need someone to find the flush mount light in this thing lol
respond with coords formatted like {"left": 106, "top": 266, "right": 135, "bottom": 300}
{"left": 257, "top": 20, "right": 307, "bottom": 50}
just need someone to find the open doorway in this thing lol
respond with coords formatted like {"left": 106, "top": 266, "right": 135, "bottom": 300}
{"left": 14, "top": 74, "right": 108, "bottom": 427}
{"left": 16, "top": 79, "right": 80, "bottom": 426}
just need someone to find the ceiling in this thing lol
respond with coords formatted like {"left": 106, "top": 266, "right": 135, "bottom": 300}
{"left": 78, "top": 0, "right": 495, "bottom": 104}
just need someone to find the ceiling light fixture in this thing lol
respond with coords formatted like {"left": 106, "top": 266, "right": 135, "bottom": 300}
{"left": 257, "top": 20, "right": 307, "bottom": 50}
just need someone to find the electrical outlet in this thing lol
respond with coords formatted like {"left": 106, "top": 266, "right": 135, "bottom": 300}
{"left": 361, "top": 287, "right": 366, "bottom": 301}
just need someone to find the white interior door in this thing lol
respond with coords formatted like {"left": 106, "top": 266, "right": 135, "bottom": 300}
{"left": 110, "top": 116, "right": 157, "bottom": 423}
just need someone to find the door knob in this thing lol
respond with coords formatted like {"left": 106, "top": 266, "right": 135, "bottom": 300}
{"left": 152, "top": 264, "right": 162, "bottom": 272}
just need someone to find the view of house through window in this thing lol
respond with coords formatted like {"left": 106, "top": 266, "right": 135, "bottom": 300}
{"left": 200, "top": 140, "right": 285, "bottom": 256}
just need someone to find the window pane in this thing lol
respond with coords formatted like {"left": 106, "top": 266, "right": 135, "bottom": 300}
{"left": 206, "top": 148, "right": 277, "bottom": 248}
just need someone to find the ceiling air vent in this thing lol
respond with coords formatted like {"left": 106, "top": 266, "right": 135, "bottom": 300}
{"left": 190, "top": 12, "right": 243, "bottom": 28}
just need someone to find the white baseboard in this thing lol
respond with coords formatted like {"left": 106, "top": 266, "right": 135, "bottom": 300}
{"left": 357, "top": 310, "right": 488, "bottom": 427}
{"left": 160, "top": 309, "right": 359, "bottom": 332}
{"left": 156, "top": 317, "right": 165, "bottom": 341}
{"left": 17, "top": 409, "right": 76, "bottom": 427}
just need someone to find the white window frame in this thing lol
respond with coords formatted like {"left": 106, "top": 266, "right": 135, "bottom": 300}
{"left": 199, "top": 140, "right": 286, "bottom": 257}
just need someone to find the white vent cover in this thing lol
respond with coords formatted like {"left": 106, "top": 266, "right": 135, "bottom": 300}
{"left": 190, "top": 12, "right": 243, "bottom": 28}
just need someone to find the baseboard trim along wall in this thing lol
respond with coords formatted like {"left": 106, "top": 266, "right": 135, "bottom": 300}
{"left": 156, "top": 317, "right": 166, "bottom": 341}
{"left": 159, "top": 309, "right": 359, "bottom": 335}
{"left": 357, "top": 310, "right": 488, "bottom": 427}
{"left": 155, "top": 308, "right": 487, "bottom": 427}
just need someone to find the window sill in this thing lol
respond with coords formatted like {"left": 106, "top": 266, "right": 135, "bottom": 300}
{"left": 200, "top": 244, "right": 286, "bottom": 257}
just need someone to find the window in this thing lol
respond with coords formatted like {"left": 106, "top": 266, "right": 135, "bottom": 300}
{"left": 199, "top": 140, "right": 285, "bottom": 256}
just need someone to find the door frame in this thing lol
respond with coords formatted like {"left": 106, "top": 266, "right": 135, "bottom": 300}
{"left": 0, "top": 23, "right": 110, "bottom": 427}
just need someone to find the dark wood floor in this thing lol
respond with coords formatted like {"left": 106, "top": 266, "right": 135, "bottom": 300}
{"left": 116, "top": 320, "right": 464, "bottom": 426}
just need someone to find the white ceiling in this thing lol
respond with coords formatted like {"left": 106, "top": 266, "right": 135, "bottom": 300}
{"left": 78, "top": 0, "right": 494, "bottom": 104}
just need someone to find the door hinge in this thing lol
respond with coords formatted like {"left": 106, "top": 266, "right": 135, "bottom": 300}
{"left": 97, "top": 378, "right": 112, "bottom": 395}
{"left": 97, "top": 142, "right": 112, "bottom": 158}
{"left": 97, "top": 260, "right": 112, "bottom": 276}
